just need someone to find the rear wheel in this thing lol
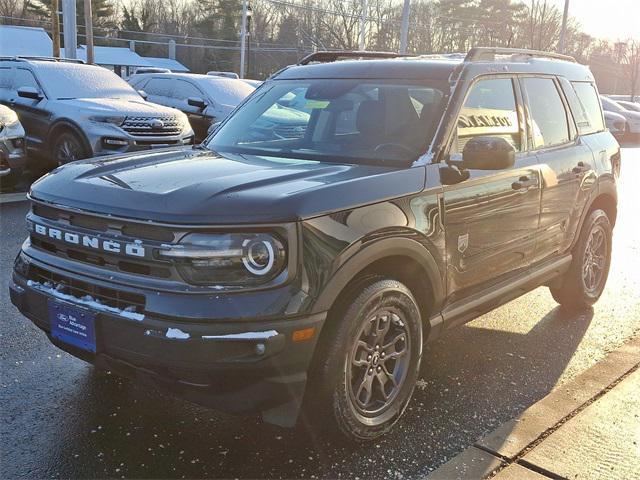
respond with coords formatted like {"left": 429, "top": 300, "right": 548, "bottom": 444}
{"left": 550, "top": 209, "right": 612, "bottom": 310}
{"left": 309, "top": 279, "right": 423, "bottom": 441}
{"left": 52, "top": 131, "right": 89, "bottom": 166}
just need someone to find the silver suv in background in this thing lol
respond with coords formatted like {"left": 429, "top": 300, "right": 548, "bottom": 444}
{"left": 0, "top": 57, "right": 194, "bottom": 169}
{"left": 0, "top": 104, "right": 26, "bottom": 187}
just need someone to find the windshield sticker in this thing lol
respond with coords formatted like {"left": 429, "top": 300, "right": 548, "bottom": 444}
{"left": 305, "top": 100, "right": 330, "bottom": 109}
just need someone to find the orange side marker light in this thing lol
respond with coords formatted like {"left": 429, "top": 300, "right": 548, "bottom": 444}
{"left": 292, "top": 327, "right": 316, "bottom": 342}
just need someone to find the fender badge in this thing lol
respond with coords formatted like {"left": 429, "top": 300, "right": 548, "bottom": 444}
{"left": 458, "top": 233, "right": 469, "bottom": 254}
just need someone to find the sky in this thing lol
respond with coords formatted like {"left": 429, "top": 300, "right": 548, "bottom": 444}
{"left": 548, "top": 0, "right": 640, "bottom": 41}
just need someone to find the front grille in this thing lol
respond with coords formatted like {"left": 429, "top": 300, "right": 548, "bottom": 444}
{"left": 121, "top": 116, "right": 182, "bottom": 137}
{"left": 29, "top": 203, "right": 177, "bottom": 280}
{"left": 32, "top": 204, "right": 175, "bottom": 242}
{"left": 28, "top": 264, "right": 146, "bottom": 313}
{"left": 274, "top": 124, "right": 307, "bottom": 139}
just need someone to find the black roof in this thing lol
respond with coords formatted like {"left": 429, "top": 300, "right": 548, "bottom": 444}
{"left": 273, "top": 49, "right": 594, "bottom": 83}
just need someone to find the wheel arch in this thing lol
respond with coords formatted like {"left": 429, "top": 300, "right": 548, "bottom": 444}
{"left": 313, "top": 236, "right": 445, "bottom": 339}
{"left": 46, "top": 119, "right": 93, "bottom": 157}
{"left": 571, "top": 179, "right": 617, "bottom": 251}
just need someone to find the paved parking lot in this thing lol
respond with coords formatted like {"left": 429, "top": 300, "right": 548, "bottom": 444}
{"left": 1, "top": 148, "right": 639, "bottom": 479}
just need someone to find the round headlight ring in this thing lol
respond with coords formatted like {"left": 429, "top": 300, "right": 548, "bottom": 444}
{"left": 242, "top": 238, "right": 276, "bottom": 276}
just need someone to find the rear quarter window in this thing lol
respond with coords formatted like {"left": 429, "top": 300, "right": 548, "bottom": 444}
{"left": 567, "top": 81, "right": 605, "bottom": 135}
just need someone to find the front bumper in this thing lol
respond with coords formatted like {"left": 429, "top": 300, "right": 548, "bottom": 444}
{"left": 0, "top": 129, "right": 27, "bottom": 177}
{"left": 85, "top": 122, "right": 194, "bottom": 156}
{"left": 10, "top": 252, "right": 326, "bottom": 426}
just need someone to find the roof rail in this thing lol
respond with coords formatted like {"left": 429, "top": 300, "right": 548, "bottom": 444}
{"left": 298, "top": 51, "right": 409, "bottom": 65}
{"left": 0, "top": 56, "right": 85, "bottom": 64}
{"left": 465, "top": 47, "right": 576, "bottom": 63}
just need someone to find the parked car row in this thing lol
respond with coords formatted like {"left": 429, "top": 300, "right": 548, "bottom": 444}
{"left": 1, "top": 55, "right": 639, "bottom": 191}
{"left": 0, "top": 57, "right": 316, "bottom": 184}
{"left": 601, "top": 94, "right": 640, "bottom": 142}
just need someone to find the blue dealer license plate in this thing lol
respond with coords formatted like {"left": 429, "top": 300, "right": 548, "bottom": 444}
{"left": 48, "top": 300, "right": 97, "bottom": 353}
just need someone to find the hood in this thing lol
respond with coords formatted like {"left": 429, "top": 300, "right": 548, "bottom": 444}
{"left": 30, "top": 148, "right": 425, "bottom": 224}
{"left": 60, "top": 97, "right": 182, "bottom": 117}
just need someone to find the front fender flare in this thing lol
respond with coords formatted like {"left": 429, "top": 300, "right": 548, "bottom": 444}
{"left": 311, "top": 236, "right": 445, "bottom": 315}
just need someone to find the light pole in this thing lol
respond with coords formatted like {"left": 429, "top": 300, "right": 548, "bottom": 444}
{"left": 239, "top": 0, "right": 252, "bottom": 78}
{"left": 558, "top": 0, "right": 569, "bottom": 54}
{"left": 359, "top": 0, "right": 367, "bottom": 51}
{"left": 62, "top": 0, "right": 77, "bottom": 59}
{"left": 84, "top": 0, "right": 94, "bottom": 64}
{"left": 400, "top": 0, "right": 411, "bottom": 54}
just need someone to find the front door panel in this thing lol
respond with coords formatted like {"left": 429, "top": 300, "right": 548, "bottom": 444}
{"left": 443, "top": 159, "right": 540, "bottom": 300}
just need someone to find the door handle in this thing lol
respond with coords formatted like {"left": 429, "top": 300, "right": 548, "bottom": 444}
{"left": 512, "top": 176, "right": 537, "bottom": 190}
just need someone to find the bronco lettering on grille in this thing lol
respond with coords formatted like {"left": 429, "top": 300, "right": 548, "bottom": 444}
{"left": 32, "top": 223, "right": 146, "bottom": 258}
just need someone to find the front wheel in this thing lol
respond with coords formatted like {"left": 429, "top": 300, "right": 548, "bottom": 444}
{"left": 309, "top": 279, "right": 423, "bottom": 441}
{"left": 550, "top": 209, "right": 612, "bottom": 310}
{"left": 52, "top": 131, "right": 89, "bottom": 167}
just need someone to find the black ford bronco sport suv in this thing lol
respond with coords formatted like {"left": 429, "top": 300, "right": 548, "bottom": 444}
{"left": 10, "top": 48, "right": 619, "bottom": 441}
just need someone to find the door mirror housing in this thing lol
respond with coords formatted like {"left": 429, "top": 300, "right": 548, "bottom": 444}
{"left": 458, "top": 136, "right": 516, "bottom": 170}
{"left": 138, "top": 90, "right": 148, "bottom": 100}
{"left": 17, "top": 86, "right": 42, "bottom": 100}
{"left": 188, "top": 97, "right": 207, "bottom": 109}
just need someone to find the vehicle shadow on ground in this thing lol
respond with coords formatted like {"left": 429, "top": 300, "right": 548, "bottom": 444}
{"left": 32, "top": 302, "right": 593, "bottom": 479}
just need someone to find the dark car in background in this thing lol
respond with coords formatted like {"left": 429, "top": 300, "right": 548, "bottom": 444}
{"left": 128, "top": 72, "right": 255, "bottom": 142}
{"left": 0, "top": 57, "right": 194, "bottom": 169}
{"left": 0, "top": 104, "right": 26, "bottom": 188}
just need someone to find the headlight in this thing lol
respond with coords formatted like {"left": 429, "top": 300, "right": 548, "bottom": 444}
{"left": 0, "top": 109, "right": 20, "bottom": 127}
{"left": 89, "top": 115, "right": 126, "bottom": 126}
{"left": 178, "top": 113, "right": 192, "bottom": 133}
{"left": 158, "top": 233, "right": 286, "bottom": 286}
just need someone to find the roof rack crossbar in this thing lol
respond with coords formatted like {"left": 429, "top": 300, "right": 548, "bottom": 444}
{"left": 298, "top": 51, "right": 408, "bottom": 65}
{"left": 465, "top": 47, "right": 576, "bottom": 63}
{"left": 0, "top": 55, "right": 85, "bottom": 64}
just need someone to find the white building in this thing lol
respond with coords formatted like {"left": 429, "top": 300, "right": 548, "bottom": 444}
{"left": 0, "top": 25, "right": 53, "bottom": 57}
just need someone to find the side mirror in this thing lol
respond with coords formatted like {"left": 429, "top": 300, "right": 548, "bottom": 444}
{"left": 138, "top": 90, "right": 148, "bottom": 100}
{"left": 459, "top": 136, "right": 515, "bottom": 170}
{"left": 17, "top": 86, "right": 42, "bottom": 100}
{"left": 188, "top": 97, "right": 207, "bottom": 109}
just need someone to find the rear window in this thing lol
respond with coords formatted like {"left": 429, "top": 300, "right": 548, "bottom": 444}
{"left": 569, "top": 81, "right": 605, "bottom": 134}
{"left": 523, "top": 77, "right": 570, "bottom": 149}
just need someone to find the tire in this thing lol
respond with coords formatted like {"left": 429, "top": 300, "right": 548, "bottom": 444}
{"left": 308, "top": 278, "right": 423, "bottom": 441}
{"left": 550, "top": 209, "right": 612, "bottom": 310}
{"left": 51, "top": 130, "right": 89, "bottom": 167}
{"left": 0, "top": 168, "right": 22, "bottom": 191}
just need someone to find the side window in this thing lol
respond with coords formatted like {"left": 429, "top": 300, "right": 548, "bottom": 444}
{"left": 143, "top": 78, "right": 173, "bottom": 97}
{"left": 174, "top": 80, "right": 204, "bottom": 100}
{"left": 571, "top": 81, "right": 605, "bottom": 134}
{"left": 456, "top": 77, "right": 521, "bottom": 152}
{"left": 559, "top": 77, "right": 591, "bottom": 134}
{"left": 0, "top": 67, "right": 13, "bottom": 97}
{"left": 523, "top": 77, "right": 570, "bottom": 148}
{"left": 13, "top": 68, "right": 39, "bottom": 92}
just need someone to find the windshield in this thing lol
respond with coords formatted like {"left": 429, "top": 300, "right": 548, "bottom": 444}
{"left": 38, "top": 63, "right": 141, "bottom": 100}
{"left": 198, "top": 78, "right": 255, "bottom": 106}
{"left": 206, "top": 79, "right": 446, "bottom": 165}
